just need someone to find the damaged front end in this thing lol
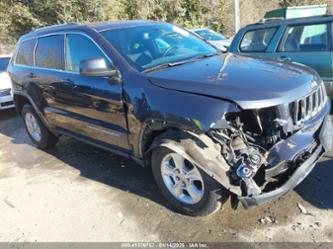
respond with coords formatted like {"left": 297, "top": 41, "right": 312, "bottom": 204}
{"left": 210, "top": 84, "right": 333, "bottom": 208}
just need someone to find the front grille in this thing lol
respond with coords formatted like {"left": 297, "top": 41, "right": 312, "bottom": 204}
{"left": 291, "top": 84, "right": 327, "bottom": 125}
{"left": 1, "top": 101, "right": 13, "bottom": 107}
{"left": 0, "top": 88, "right": 11, "bottom": 97}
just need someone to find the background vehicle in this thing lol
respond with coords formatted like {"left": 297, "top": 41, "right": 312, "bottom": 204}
{"left": 191, "top": 28, "right": 232, "bottom": 51}
{"left": 229, "top": 10, "right": 333, "bottom": 99}
{"left": 0, "top": 55, "right": 14, "bottom": 110}
{"left": 8, "top": 21, "right": 332, "bottom": 216}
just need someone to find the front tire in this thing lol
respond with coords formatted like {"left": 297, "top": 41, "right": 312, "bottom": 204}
{"left": 151, "top": 146, "right": 227, "bottom": 216}
{"left": 22, "top": 104, "right": 58, "bottom": 149}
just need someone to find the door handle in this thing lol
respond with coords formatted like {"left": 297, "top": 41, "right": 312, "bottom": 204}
{"left": 279, "top": 56, "right": 292, "bottom": 62}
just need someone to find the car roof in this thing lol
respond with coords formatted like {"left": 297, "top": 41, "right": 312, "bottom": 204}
{"left": 191, "top": 28, "right": 210, "bottom": 32}
{"left": 89, "top": 20, "right": 161, "bottom": 31}
{"left": 245, "top": 14, "right": 333, "bottom": 29}
{"left": 20, "top": 20, "right": 163, "bottom": 41}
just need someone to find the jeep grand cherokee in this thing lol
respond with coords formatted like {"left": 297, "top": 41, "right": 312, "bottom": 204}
{"left": 7, "top": 21, "right": 332, "bottom": 216}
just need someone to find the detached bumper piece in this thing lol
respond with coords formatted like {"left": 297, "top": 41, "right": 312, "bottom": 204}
{"left": 239, "top": 115, "right": 332, "bottom": 208}
{"left": 239, "top": 145, "right": 322, "bottom": 208}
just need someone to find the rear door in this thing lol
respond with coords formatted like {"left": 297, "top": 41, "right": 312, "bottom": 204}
{"left": 274, "top": 22, "right": 332, "bottom": 82}
{"left": 9, "top": 39, "right": 37, "bottom": 101}
{"left": 33, "top": 34, "right": 67, "bottom": 126}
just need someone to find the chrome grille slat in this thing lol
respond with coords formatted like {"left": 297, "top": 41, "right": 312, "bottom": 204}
{"left": 300, "top": 99, "right": 306, "bottom": 120}
{"left": 307, "top": 95, "right": 311, "bottom": 116}
{"left": 312, "top": 91, "right": 317, "bottom": 114}
{"left": 294, "top": 100, "right": 299, "bottom": 123}
{"left": 309, "top": 94, "right": 313, "bottom": 116}
{"left": 316, "top": 89, "right": 320, "bottom": 110}
{"left": 318, "top": 87, "right": 322, "bottom": 108}
{"left": 292, "top": 85, "right": 327, "bottom": 125}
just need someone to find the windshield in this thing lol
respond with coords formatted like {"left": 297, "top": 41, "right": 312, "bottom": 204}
{"left": 194, "top": 29, "right": 225, "bottom": 41}
{"left": 0, "top": 57, "right": 10, "bottom": 73}
{"left": 101, "top": 23, "right": 217, "bottom": 71}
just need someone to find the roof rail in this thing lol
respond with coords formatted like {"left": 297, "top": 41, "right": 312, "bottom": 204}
{"left": 32, "top": 22, "right": 78, "bottom": 32}
{"left": 260, "top": 17, "right": 285, "bottom": 23}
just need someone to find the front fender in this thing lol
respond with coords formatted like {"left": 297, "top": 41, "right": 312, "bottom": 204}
{"left": 144, "top": 87, "right": 240, "bottom": 132}
{"left": 135, "top": 86, "right": 240, "bottom": 157}
{"left": 125, "top": 77, "right": 241, "bottom": 159}
{"left": 148, "top": 130, "right": 242, "bottom": 196}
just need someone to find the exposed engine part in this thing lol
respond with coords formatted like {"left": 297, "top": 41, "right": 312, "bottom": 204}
{"left": 234, "top": 146, "right": 266, "bottom": 196}
{"left": 234, "top": 144, "right": 267, "bottom": 195}
{"left": 236, "top": 146, "right": 265, "bottom": 172}
{"left": 238, "top": 106, "right": 299, "bottom": 150}
{"left": 236, "top": 163, "right": 253, "bottom": 179}
{"left": 210, "top": 116, "right": 268, "bottom": 197}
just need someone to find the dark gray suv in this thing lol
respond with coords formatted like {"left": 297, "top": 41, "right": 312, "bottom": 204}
{"left": 7, "top": 20, "right": 332, "bottom": 216}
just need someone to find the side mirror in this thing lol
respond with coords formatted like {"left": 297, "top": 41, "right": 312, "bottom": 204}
{"left": 221, "top": 46, "right": 229, "bottom": 52}
{"left": 79, "top": 57, "right": 118, "bottom": 77}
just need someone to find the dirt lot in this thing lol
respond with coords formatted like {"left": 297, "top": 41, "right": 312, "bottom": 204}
{"left": 0, "top": 108, "right": 332, "bottom": 242}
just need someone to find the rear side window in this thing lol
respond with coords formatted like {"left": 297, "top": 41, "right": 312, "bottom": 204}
{"left": 15, "top": 39, "right": 35, "bottom": 66}
{"left": 278, "top": 23, "right": 329, "bottom": 52}
{"left": 36, "top": 35, "right": 64, "bottom": 70}
{"left": 65, "top": 34, "right": 108, "bottom": 72}
{"left": 240, "top": 28, "right": 277, "bottom": 52}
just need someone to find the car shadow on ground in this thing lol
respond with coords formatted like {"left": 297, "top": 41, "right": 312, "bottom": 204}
{"left": 295, "top": 156, "right": 333, "bottom": 209}
{"left": 1, "top": 108, "right": 333, "bottom": 212}
{"left": 0, "top": 109, "right": 175, "bottom": 212}
{"left": 50, "top": 135, "right": 176, "bottom": 211}
{"left": 0, "top": 108, "right": 17, "bottom": 121}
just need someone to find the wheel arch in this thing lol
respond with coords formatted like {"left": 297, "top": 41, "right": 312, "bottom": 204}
{"left": 13, "top": 92, "right": 54, "bottom": 134}
{"left": 13, "top": 93, "right": 30, "bottom": 116}
{"left": 142, "top": 126, "right": 242, "bottom": 196}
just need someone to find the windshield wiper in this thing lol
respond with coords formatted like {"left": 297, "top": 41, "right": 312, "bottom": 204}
{"left": 143, "top": 52, "right": 219, "bottom": 73}
{"left": 143, "top": 63, "right": 176, "bottom": 73}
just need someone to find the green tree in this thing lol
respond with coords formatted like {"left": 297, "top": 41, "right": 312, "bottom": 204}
{"left": 118, "top": 0, "right": 140, "bottom": 19}
{"left": 146, "top": 0, "right": 185, "bottom": 23}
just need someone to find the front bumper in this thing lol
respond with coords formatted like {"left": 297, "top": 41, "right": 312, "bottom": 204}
{"left": 0, "top": 95, "right": 14, "bottom": 110}
{"left": 239, "top": 145, "right": 323, "bottom": 208}
{"left": 239, "top": 111, "right": 332, "bottom": 208}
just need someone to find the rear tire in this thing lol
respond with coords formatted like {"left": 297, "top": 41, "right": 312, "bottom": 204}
{"left": 151, "top": 146, "right": 227, "bottom": 216}
{"left": 21, "top": 104, "right": 58, "bottom": 149}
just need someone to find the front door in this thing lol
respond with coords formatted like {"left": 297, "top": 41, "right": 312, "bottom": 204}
{"left": 37, "top": 33, "right": 130, "bottom": 153}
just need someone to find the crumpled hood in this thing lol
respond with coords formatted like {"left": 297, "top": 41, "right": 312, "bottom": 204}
{"left": 147, "top": 53, "right": 320, "bottom": 110}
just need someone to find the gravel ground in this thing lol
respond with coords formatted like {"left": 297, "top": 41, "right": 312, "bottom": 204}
{"left": 0, "top": 108, "right": 332, "bottom": 242}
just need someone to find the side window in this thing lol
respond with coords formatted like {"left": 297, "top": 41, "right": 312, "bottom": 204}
{"left": 240, "top": 28, "right": 277, "bottom": 52}
{"left": 15, "top": 39, "right": 36, "bottom": 66}
{"left": 65, "top": 34, "right": 108, "bottom": 72}
{"left": 279, "top": 23, "right": 328, "bottom": 52}
{"left": 36, "top": 35, "right": 64, "bottom": 70}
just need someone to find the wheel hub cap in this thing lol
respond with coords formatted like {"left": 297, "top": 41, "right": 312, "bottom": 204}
{"left": 25, "top": 112, "right": 42, "bottom": 142}
{"left": 161, "top": 153, "right": 204, "bottom": 205}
